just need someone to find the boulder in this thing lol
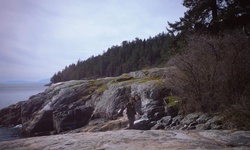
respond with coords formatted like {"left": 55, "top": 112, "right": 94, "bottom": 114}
{"left": 0, "top": 101, "right": 24, "bottom": 127}
{"left": 151, "top": 123, "right": 165, "bottom": 130}
{"left": 21, "top": 94, "right": 48, "bottom": 131}
{"left": 205, "top": 116, "right": 223, "bottom": 130}
{"left": 21, "top": 80, "right": 90, "bottom": 135}
{"left": 196, "top": 124, "right": 210, "bottom": 130}
{"left": 170, "top": 115, "right": 183, "bottom": 127}
{"left": 159, "top": 116, "right": 172, "bottom": 126}
{"left": 133, "top": 119, "right": 152, "bottom": 130}
{"left": 180, "top": 112, "right": 202, "bottom": 125}
{"left": 196, "top": 113, "right": 212, "bottom": 124}
{"left": 53, "top": 106, "right": 94, "bottom": 133}
{"left": 22, "top": 110, "right": 54, "bottom": 136}
{"left": 151, "top": 116, "right": 172, "bottom": 130}
{"left": 93, "top": 83, "right": 131, "bottom": 119}
{"left": 164, "top": 105, "right": 179, "bottom": 118}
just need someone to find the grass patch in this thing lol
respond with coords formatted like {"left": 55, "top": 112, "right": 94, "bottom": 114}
{"left": 96, "top": 84, "right": 107, "bottom": 92}
{"left": 150, "top": 76, "right": 161, "bottom": 80}
{"left": 138, "top": 79, "right": 148, "bottom": 84}
{"left": 154, "top": 80, "right": 165, "bottom": 87}
{"left": 68, "top": 83, "right": 82, "bottom": 88}
{"left": 110, "top": 76, "right": 135, "bottom": 85}
{"left": 138, "top": 77, "right": 162, "bottom": 84}
{"left": 86, "top": 79, "right": 108, "bottom": 94}
{"left": 165, "top": 96, "right": 180, "bottom": 107}
{"left": 110, "top": 80, "right": 119, "bottom": 85}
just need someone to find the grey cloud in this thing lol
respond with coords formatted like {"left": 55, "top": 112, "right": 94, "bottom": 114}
{"left": 0, "top": 0, "right": 185, "bottom": 82}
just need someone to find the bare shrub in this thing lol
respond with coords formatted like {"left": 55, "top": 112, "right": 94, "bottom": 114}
{"left": 169, "top": 30, "right": 250, "bottom": 114}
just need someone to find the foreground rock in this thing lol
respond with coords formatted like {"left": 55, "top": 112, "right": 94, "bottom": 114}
{"left": 0, "top": 130, "right": 249, "bottom": 150}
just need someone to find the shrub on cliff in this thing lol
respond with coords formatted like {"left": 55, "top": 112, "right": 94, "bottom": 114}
{"left": 169, "top": 30, "right": 250, "bottom": 120}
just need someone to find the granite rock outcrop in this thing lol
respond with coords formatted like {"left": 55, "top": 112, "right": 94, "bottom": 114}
{"left": 0, "top": 67, "right": 241, "bottom": 136}
{"left": 0, "top": 68, "right": 175, "bottom": 136}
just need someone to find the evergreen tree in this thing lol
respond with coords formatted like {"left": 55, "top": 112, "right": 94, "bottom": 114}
{"left": 50, "top": 33, "right": 175, "bottom": 83}
{"left": 168, "top": 0, "right": 250, "bottom": 34}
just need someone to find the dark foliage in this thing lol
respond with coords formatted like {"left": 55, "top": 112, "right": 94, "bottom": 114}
{"left": 51, "top": 33, "right": 176, "bottom": 83}
{"left": 171, "top": 31, "right": 250, "bottom": 115}
{"left": 168, "top": 0, "right": 250, "bottom": 35}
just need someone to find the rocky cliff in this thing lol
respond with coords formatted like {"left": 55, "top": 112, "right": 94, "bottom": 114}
{"left": 0, "top": 67, "right": 236, "bottom": 136}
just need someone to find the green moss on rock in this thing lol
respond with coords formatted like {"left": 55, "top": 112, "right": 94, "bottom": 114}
{"left": 165, "top": 96, "right": 180, "bottom": 107}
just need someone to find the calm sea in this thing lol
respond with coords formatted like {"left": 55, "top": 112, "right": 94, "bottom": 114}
{"left": 0, "top": 83, "right": 47, "bottom": 109}
{"left": 0, "top": 83, "right": 47, "bottom": 142}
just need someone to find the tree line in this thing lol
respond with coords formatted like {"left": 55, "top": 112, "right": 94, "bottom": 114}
{"left": 51, "top": 33, "right": 176, "bottom": 83}
{"left": 51, "top": 0, "right": 250, "bottom": 84}
{"left": 168, "top": 0, "right": 250, "bottom": 36}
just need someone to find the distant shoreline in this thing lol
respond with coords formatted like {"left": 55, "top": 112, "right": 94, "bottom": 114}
{"left": 0, "top": 78, "right": 50, "bottom": 85}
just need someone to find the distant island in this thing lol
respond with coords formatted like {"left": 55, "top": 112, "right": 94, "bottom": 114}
{"left": 1, "top": 79, "right": 50, "bottom": 84}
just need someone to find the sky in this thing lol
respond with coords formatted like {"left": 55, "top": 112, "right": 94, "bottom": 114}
{"left": 0, "top": 0, "right": 186, "bottom": 82}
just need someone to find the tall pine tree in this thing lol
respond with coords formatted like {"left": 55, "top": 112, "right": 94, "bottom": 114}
{"left": 168, "top": 0, "right": 250, "bottom": 34}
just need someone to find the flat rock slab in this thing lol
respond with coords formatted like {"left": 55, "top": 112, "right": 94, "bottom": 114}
{"left": 0, "top": 130, "right": 249, "bottom": 150}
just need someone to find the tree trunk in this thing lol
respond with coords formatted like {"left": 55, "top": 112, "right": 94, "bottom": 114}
{"left": 210, "top": 0, "right": 219, "bottom": 33}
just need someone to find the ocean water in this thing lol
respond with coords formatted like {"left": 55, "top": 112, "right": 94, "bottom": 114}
{"left": 0, "top": 83, "right": 47, "bottom": 109}
{"left": 0, "top": 127, "right": 24, "bottom": 142}
{"left": 0, "top": 83, "right": 47, "bottom": 142}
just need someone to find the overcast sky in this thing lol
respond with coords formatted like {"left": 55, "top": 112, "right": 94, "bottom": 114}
{"left": 0, "top": 0, "right": 186, "bottom": 82}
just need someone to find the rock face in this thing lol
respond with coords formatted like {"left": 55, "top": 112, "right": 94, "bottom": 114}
{"left": 0, "top": 67, "right": 242, "bottom": 136}
{"left": 0, "top": 68, "right": 175, "bottom": 136}
{"left": 0, "top": 101, "right": 24, "bottom": 127}
{"left": 53, "top": 106, "right": 94, "bottom": 133}
{"left": 0, "top": 130, "right": 249, "bottom": 150}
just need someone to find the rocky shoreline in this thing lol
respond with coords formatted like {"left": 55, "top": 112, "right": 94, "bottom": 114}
{"left": 0, "top": 67, "right": 249, "bottom": 148}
